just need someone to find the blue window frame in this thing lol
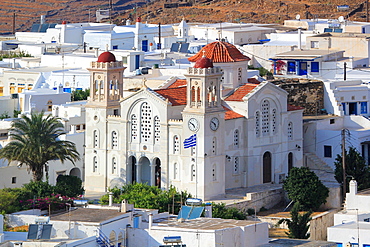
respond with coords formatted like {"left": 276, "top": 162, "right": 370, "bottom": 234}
{"left": 324, "top": 145, "right": 332, "bottom": 158}
{"left": 361, "top": 102, "right": 368, "bottom": 114}
{"left": 311, "top": 62, "right": 319, "bottom": 73}
{"left": 336, "top": 244, "right": 342, "bottom": 247}
{"left": 342, "top": 103, "right": 346, "bottom": 115}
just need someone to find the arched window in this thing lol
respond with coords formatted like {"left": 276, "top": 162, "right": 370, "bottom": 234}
{"left": 212, "top": 164, "right": 217, "bottom": 181}
{"left": 272, "top": 109, "right": 277, "bottom": 134}
{"left": 263, "top": 152, "right": 272, "bottom": 183}
{"left": 140, "top": 102, "right": 152, "bottom": 142}
{"left": 93, "top": 156, "right": 98, "bottom": 173}
{"left": 131, "top": 114, "right": 138, "bottom": 141}
{"left": 262, "top": 100, "right": 270, "bottom": 135}
{"left": 93, "top": 130, "right": 99, "bottom": 148}
{"left": 174, "top": 163, "right": 178, "bottom": 179}
{"left": 154, "top": 116, "right": 160, "bottom": 143}
{"left": 197, "top": 87, "right": 201, "bottom": 105}
{"left": 212, "top": 137, "right": 217, "bottom": 155}
{"left": 191, "top": 86, "right": 195, "bottom": 103}
{"left": 112, "top": 131, "right": 118, "bottom": 149}
{"left": 288, "top": 152, "right": 293, "bottom": 172}
{"left": 109, "top": 231, "right": 116, "bottom": 247}
{"left": 173, "top": 135, "right": 180, "bottom": 154}
{"left": 47, "top": 100, "right": 53, "bottom": 111}
{"left": 234, "top": 129, "right": 239, "bottom": 148}
{"left": 112, "top": 157, "right": 117, "bottom": 174}
{"left": 288, "top": 122, "right": 293, "bottom": 140}
{"left": 233, "top": 157, "right": 239, "bottom": 174}
{"left": 255, "top": 111, "right": 260, "bottom": 136}
{"left": 237, "top": 67, "right": 242, "bottom": 82}
{"left": 191, "top": 164, "right": 196, "bottom": 181}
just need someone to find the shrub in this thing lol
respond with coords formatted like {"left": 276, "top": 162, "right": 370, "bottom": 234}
{"left": 55, "top": 175, "right": 84, "bottom": 198}
{"left": 278, "top": 202, "right": 312, "bottom": 239}
{"left": 211, "top": 203, "right": 246, "bottom": 220}
{"left": 283, "top": 167, "right": 329, "bottom": 211}
{"left": 100, "top": 183, "right": 190, "bottom": 214}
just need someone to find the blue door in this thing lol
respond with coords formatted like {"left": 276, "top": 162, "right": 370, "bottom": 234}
{"left": 142, "top": 40, "right": 148, "bottom": 52}
{"left": 349, "top": 102, "right": 357, "bottom": 115}
{"left": 299, "top": 62, "right": 307, "bottom": 75}
{"left": 135, "top": 55, "right": 140, "bottom": 70}
{"left": 287, "top": 61, "right": 296, "bottom": 74}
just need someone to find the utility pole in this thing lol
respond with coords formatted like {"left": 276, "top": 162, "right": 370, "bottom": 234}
{"left": 342, "top": 129, "right": 346, "bottom": 201}
{"left": 12, "top": 12, "right": 16, "bottom": 35}
{"left": 344, "top": 62, "right": 347, "bottom": 81}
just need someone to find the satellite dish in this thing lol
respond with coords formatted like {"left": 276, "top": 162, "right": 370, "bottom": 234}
{"left": 296, "top": 14, "right": 301, "bottom": 20}
{"left": 338, "top": 16, "right": 345, "bottom": 22}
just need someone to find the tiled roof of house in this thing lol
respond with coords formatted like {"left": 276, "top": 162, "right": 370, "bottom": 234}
{"left": 224, "top": 83, "right": 258, "bottom": 101}
{"left": 247, "top": 78, "right": 261, "bottom": 84}
{"left": 287, "top": 104, "right": 305, "bottom": 111}
{"left": 168, "top": 79, "right": 187, "bottom": 89}
{"left": 154, "top": 87, "right": 187, "bottom": 106}
{"left": 223, "top": 106, "right": 244, "bottom": 120}
{"left": 188, "top": 41, "right": 250, "bottom": 63}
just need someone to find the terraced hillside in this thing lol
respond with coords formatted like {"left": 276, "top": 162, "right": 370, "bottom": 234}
{"left": 1, "top": 0, "right": 368, "bottom": 35}
{"left": 0, "top": 0, "right": 145, "bottom": 34}
{"left": 116, "top": 0, "right": 369, "bottom": 25}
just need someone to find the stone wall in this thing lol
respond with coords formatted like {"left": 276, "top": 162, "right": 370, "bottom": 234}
{"left": 271, "top": 78, "right": 324, "bottom": 116}
{"left": 225, "top": 188, "right": 284, "bottom": 213}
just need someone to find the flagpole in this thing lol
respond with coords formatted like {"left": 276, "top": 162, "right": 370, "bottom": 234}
{"left": 195, "top": 135, "right": 198, "bottom": 199}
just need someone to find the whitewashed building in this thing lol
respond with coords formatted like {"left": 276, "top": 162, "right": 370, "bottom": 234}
{"left": 328, "top": 180, "right": 370, "bottom": 247}
{"left": 84, "top": 41, "right": 304, "bottom": 200}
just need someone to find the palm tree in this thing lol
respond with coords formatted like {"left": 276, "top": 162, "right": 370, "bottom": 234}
{"left": 0, "top": 111, "right": 80, "bottom": 181}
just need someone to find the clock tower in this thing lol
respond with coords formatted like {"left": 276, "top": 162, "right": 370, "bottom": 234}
{"left": 181, "top": 55, "right": 226, "bottom": 200}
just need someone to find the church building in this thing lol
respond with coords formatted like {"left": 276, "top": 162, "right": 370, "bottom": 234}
{"left": 84, "top": 42, "right": 303, "bottom": 200}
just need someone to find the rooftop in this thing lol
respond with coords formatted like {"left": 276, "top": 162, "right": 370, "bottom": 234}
{"left": 259, "top": 239, "right": 336, "bottom": 247}
{"left": 155, "top": 217, "right": 261, "bottom": 230}
{"left": 188, "top": 41, "right": 250, "bottom": 63}
{"left": 50, "top": 208, "right": 126, "bottom": 223}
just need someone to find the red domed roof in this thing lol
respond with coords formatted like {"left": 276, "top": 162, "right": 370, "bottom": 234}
{"left": 188, "top": 41, "right": 250, "bottom": 63}
{"left": 194, "top": 55, "right": 213, "bottom": 68}
{"left": 97, "top": 51, "right": 116, "bottom": 63}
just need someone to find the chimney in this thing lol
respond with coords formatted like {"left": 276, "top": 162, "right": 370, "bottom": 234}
{"left": 41, "top": 15, "right": 45, "bottom": 25}
{"left": 148, "top": 213, "right": 153, "bottom": 230}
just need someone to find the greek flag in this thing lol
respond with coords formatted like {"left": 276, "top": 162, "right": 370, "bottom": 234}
{"left": 184, "top": 134, "right": 197, "bottom": 148}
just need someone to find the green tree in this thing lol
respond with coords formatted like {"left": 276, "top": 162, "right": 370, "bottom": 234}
{"left": 211, "top": 202, "right": 246, "bottom": 220}
{"left": 0, "top": 190, "right": 19, "bottom": 214}
{"left": 278, "top": 202, "right": 312, "bottom": 239}
{"left": 55, "top": 175, "right": 84, "bottom": 197}
{"left": 0, "top": 112, "right": 80, "bottom": 181}
{"left": 100, "top": 183, "right": 190, "bottom": 214}
{"left": 71, "top": 89, "right": 90, "bottom": 101}
{"left": 283, "top": 167, "right": 329, "bottom": 211}
{"left": 0, "top": 112, "right": 10, "bottom": 119}
{"left": 334, "top": 146, "right": 370, "bottom": 191}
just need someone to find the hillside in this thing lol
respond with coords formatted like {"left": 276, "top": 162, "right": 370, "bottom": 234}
{"left": 1, "top": 0, "right": 368, "bottom": 35}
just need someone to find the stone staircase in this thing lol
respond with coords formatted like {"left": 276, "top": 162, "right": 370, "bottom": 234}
{"left": 304, "top": 152, "right": 338, "bottom": 184}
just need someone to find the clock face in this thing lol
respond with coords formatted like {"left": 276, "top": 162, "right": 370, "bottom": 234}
{"left": 210, "top": 117, "right": 219, "bottom": 131}
{"left": 188, "top": 118, "right": 199, "bottom": 132}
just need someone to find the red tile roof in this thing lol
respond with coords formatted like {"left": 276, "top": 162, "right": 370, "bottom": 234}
{"left": 168, "top": 79, "right": 187, "bottom": 89}
{"left": 154, "top": 87, "right": 187, "bottom": 106}
{"left": 247, "top": 78, "right": 261, "bottom": 84}
{"left": 223, "top": 106, "right": 244, "bottom": 120}
{"left": 224, "top": 83, "right": 258, "bottom": 101}
{"left": 188, "top": 41, "right": 250, "bottom": 63}
{"left": 287, "top": 104, "right": 305, "bottom": 111}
